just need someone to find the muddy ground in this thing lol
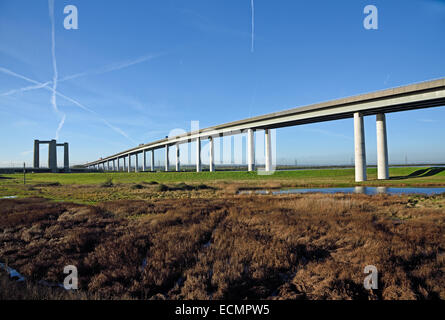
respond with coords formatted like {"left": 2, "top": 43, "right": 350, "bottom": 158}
{"left": 1, "top": 193, "right": 444, "bottom": 300}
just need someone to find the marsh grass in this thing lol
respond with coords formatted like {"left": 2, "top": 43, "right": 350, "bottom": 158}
{"left": 1, "top": 194, "right": 444, "bottom": 300}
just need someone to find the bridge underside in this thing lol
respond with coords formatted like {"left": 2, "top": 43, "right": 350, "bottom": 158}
{"left": 85, "top": 78, "right": 445, "bottom": 182}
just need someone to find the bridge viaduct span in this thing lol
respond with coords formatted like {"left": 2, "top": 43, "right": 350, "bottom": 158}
{"left": 84, "top": 78, "right": 445, "bottom": 182}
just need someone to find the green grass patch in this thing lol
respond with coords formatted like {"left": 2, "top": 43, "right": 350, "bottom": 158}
{"left": 1, "top": 167, "right": 445, "bottom": 186}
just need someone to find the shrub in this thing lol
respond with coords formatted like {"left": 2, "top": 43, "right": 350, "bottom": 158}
{"left": 34, "top": 182, "right": 61, "bottom": 187}
{"left": 195, "top": 184, "right": 211, "bottom": 190}
{"left": 144, "top": 181, "right": 159, "bottom": 185}
{"left": 101, "top": 178, "right": 113, "bottom": 188}
{"left": 156, "top": 184, "right": 169, "bottom": 192}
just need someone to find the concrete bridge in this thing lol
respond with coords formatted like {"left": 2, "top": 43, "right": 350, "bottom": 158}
{"left": 84, "top": 78, "right": 445, "bottom": 182}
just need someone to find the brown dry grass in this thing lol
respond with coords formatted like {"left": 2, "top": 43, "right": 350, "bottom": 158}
{"left": 0, "top": 194, "right": 444, "bottom": 300}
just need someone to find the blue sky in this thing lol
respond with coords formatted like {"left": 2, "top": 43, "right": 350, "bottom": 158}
{"left": 0, "top": 0, "right": 444, "bottom": 167}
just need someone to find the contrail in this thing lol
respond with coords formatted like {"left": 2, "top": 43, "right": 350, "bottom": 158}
{"left": 0, "top": 54, "right": 160, "bottom": 97}
{"left": 251, "top": 0, "right": 255, "bottom": 53}
{"left": 48, "top": 0, "right": 62, "bottom": 140}
{"left": 60, "top": 54, "right": 159, "bottom": 82}
{"left": 0, "top": 66, "right": 135, "bottom": 143}
{"left": 55, "top": 113, "right": 66, "bottom": 140}
{"left": 0, "top": 67, "right": 44, "bottom": 85}
{"left": 0, "top": 81, "right": 51, "bottom": 96}
{"left": 53, "top": 89, "right": 136, "bottom": 143}
{"left": 48, "top": 0, "right": 58, "bottom": 113}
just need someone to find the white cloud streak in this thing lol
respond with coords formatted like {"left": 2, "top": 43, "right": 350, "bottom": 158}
{"left": 20, "top": 149, "right": 33, "bottom": 156}
{"left": 48, "top": 0, "right": 58, "bottom": 114}
{"left": 0, "top": 66, "right": 42, "bottom": 85}
{"left": 55, "top": 113, "right": 66, "bottom": 140}
{"left": 0, "top": 54, "right": 160, "bottom": 97}
{"left": 251, "top": 0, "right": 255, "bottom": 53}
{"left": 48, "top": 0, "right": 65, "bottom": 140}
{"left": 0, "top": 82, "right": 51, "bottom": 96}
{"left": 60, "top": 54, "right": 159, "bottom": 82}
{"left": 0, "top": 66, "right": 136, "bottom": 143}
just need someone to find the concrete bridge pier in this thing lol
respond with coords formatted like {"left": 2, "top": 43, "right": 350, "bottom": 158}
{"left": 265, "top": 129, "right": 272, "bottom": 172}
{"left": 151, "top": 150, "right": 155, "bottom": 171}
{"left": 135, "top": 154, "right": 139, "bottom": 172}
{"left": 165, "top": 145, "right": 169, "bottom": 172}
{"left": 209, "top": 137, "right": 214, "bottom": 172}
{"left": 196, "top": 137, "right": 201, "bottom": 172}
{"left": 123, "top": 157, "right": 127, "bottom": 172}
{"left": 34, "top": 140, "right": 40, "bottom": 168}
{"left": 63, "top": 143, "right": 69, "bottom": 171}
{"left": 376, "top": 113, "right": 389, "bottom": 180}
{"left": 354, "top": 112, "right": 367, "bottom": 182}
{"left": 48, "top": 140, "right": 57, "bottom": 172}
{"left": 127, "top": 154, "right": 131, "bottom": 173}
{"left": 143, "top": 151, "right": 146, "bottom": 171}
{"left": 176, "top": 145, "right": 180, "bottom": 172}
{"left": 117, "top": 158, "right": 120, "bottom": 171}
{"left": 247, "top": 129, "right": 255, "bottom": 171}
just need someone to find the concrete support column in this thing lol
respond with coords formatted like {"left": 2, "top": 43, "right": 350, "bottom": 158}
{"left": 123, "top": 157, "right": 127, "bottom": 172}
{"left": 33, "top": 140, "right": 39, "bottom": 168}
{"left": 209, "top": 137, "right": 214, "bottom": 172}
{"left": 143, "top": 151, "right": 146, "bottom": 171}
{"left": 354, "top": 112, "right": 367, "bottom": 182}
{"left": 48, "top": 139, "right": 57, "bottom": 172}
{"left": 63, "top": 143, "right": 69, "bottom": 171}
{"left": 165, "top": 145, "right": 169, "bottom": 172}
{"left": 102, "top": 163, "right": 105, "bottom": 171}
{"left": 135, "top": 154, "right": 139, "bottom": 172}
{"left": 151, "top": 150, "right": 155, "bottom": 171}
{"left": 117, "top": 158, "right": 120, "bottom": 171}
{"left": 112, "top": 159, "right": 116, "bottom": 171}
{"left": 127, "top": 154, "right": 131, "bottom": 173}
{"left": 265, "top": 129, "right": 272, "bottom": 172}
{"left": 247, "top": 129, "right": 255, "bottom": 171}
{"left": 175, "top": 145, "right": 180, "bottom": 172}
{"left": 196, "top": 137, "right": 201, "bottom": 172}
{"left": 376, "top": 113, "right": 389, "bottom": 180}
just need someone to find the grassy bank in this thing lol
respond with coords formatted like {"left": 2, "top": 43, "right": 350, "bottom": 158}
{"left": 1, "top": 166, "right": 445, "bottom": 186}
{"left": 1, "top": 167, "right": 445, "bottom": 204}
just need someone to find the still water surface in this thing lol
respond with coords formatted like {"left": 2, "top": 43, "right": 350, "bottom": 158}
{"left": 240, "top": 187, "right": 445, "bottom": 196}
